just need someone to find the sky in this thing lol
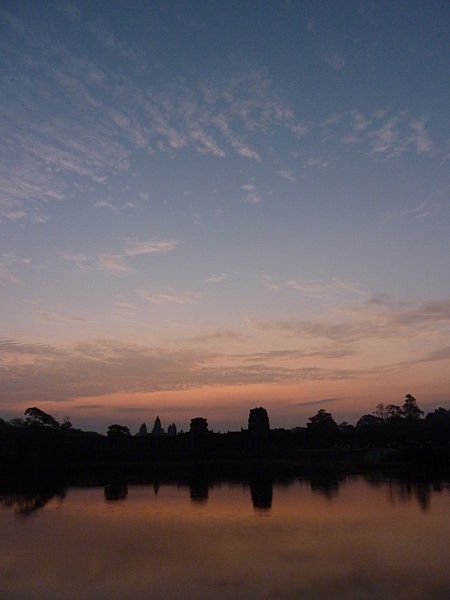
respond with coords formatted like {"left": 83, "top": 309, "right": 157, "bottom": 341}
{"left": 1, "top": 0, "right": 449, "bottom": 433}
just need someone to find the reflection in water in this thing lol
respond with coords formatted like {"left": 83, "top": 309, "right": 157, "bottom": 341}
{"left": 0, "top": 476, "right": 449, "bottom": 600}
{"left": 1, "top": 473, "right": 448, "bottom": 516}
{"left": 0, "top": 486, "right": 65, "bottom": 515}
{"left": 104, "top": 482, "right": 128, "bottom": 502}
{"left": 249, "top": 478, "right": 273, "bottom": 511}
{"left": 367, "top": 474, "right": 449, "bottom": 513}
{"left": 309, "top": 472, "right": 343, "bottom": 500}
{"left": 189, "top": 479, "right": 209, "bottom": 504}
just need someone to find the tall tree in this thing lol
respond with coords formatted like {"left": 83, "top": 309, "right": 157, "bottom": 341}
{"left": 402, "top": 394, "right": 423, "bottom": 419}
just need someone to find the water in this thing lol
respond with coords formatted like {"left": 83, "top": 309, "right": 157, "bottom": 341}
{"left": 1, "top": 476, "right": 449, "bottom": 599}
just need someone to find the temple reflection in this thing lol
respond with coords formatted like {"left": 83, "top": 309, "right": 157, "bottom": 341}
{"left": 250, "top": 478, "right": 273, "bottom": 512}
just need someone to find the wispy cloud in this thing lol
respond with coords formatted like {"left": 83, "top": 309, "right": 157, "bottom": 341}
{"left": 139, "top": 289, "right": 201, "bottom": 305}
{"left": 0, "top": 253, "right": 31, "bottom": 285}
{"left": 62, "top": 238, "right": 178, "bottom": 275}
{"left": 97, "top": 254, "right": 131, "bottom": 274}
{"left": 1, "top": 11, "right": 442, "bottom": 229}
{"left": 240, "top": 183, "right": 261, "bottom": 204}
{"left": 189, "top": 129, "right": 226, "bottom": 158}
{"left": 304, "top": 158, "right": 329, "bottom": 168}
{"left": 290, "top": 123, "right": 309, "bottom": 138}
{"left": 39, "top": 312, "right": 92, "bottom": 323}
{"left": 263, "top": 276, "right": 366, "bottom": 299}
{"left": 124, "top": 239, "right": 178, "bottom": 256}
{"left": 384, "top": 199, "right": 438, "bottom": 222}
{"left": 187, "top": 330, "right": 246, "bottom": 344}
{"left": 409, "top": 119, "right": 433, "bottom": 154}
{"left": 0, "top": 338, "right": 358, "bottom": 405}
{"left": 61, "top": 253, "right": 93, "bottom": 271}
{"left": 252, "top": 296, "right": 450, "bottom": 344}
{"left": 279, "top": 169, "right": 296, "bottom": 183}
{"left": 206, "top": 273, "right": 228, "bottom": 284}
{"left": 294, "top": 397, "right": 342, "bottom": 408}
{"left": 95, "top": 199, "right": 136, "bottom": 214}
{"left": 320, "top": 110, "right": 437, "bottom": 159}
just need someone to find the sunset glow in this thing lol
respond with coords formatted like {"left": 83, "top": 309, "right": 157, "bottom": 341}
{"left": 1, "top": 1, "right": 449, "bottom": 431}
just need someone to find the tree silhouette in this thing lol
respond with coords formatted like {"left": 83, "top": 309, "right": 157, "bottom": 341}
{"left": 402, "top": 394, "right": 423, "bottom": 419}
{"left": 107, "top": 424, "right": 131, "bottom": 438}
{"left": 307, "top": 409, "right": 338, "bottom": 434}
{"left": 307, "top": 409, "right": 338, "bottom": 446}
{"left": 24, "top": 407, "right": 59, "bottom": 429}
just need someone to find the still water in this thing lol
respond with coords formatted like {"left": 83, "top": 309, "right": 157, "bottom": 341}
{"left": 1, "top": 476, "right": 449, "bottom": 599}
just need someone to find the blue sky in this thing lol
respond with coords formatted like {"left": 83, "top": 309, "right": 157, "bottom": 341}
{"left": 0, "top": 1, "right": 449, "bottom": 431}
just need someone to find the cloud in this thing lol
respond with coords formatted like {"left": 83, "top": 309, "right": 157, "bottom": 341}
{"left": 61, "top": 253, "right": 93, "bottom": 271}
{"left": 409, "top": 119, "right": 433, "bottom": 154}
{"left": 370, "top": 119, "right": 402, "bottom": 156}
{"left": 88, "top": 20, "right": 136, "bottom": 59}
{"left": 384, "top": 199, "right": 438, "bottom": 222}
{"left": 233, "top": 142, "right": 261, "bottom": 161}
{"left": 264, "top": 276, "right": 366, "bottom": 299}
{"left": 345, "top": 296, "right": 450, "bottom": 328}
{"left": 139, "top": 289, "right": 201, "bottom": 305}
{"left": 1, "top": 15, "right": 442, "bottom": 227}
{"left": 279, "top": 169, "right": 296, "bottom": 183}
{"left": 0, "top": 253, "right": 31, "bottom": 285}
{"left": 97, "top": 254, "right": 130, "bottom": 274}
{"left": 39, "top": 312, "right": 91, "bottom": 323}
{"left": 187, "top": 330, "right": 246, "bottom": 344}
{"left": 115, "top": 302, "right": 137, "bottom": 312}
{"left": 320, "top": 110, "right": 438, "bottom": 160}
{"left": 290, "top": 123, "right": 309, "bottom": 138}
{"left": 286, "top": 277, "right": 364, "bottom": 298}
{"left": 351, "top": 111, "right": 371, "bottom": 132}
{"left": 251, "top": 319, "right": 369, "bottom": 343}
{"left": 236, "top": 346, "right": 356, "bottom": 362}
{"left": 124, "top": 239, "right": 178, "bottom": 256}
{"left": 206, "top": 273, "right": 228, "bottom": 284}
{"left": 94, "top": 200, "right": 136, "bottom": 214}
{"left": 304, "top": 158, "right": 329, "bottom": 168}
{"left": 34, "top": 214, "right": 50, "bottom": 224}
{"left": 0, "top": 338, "right": 358, "bottom": 405}
{"left": 62, "top": 238, "right": 178, "bottom": 276}
{"left": 251, "top": 296, "right": 450, "bottom": 344}
{"left": 189, "top": 129, "right": 226, "bottom": 157}
{"left": 240, "top": 184, "right": 261, "bottom": 204}
{"left": 420, "top": 346, "right": 450, "bottom": 363}
{"left": 293, "top": 397, "right": 342, "bottom": 408}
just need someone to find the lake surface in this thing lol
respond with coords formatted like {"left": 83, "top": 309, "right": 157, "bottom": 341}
{"left": 1, "top": 475, "right": 449, "bottom": 599}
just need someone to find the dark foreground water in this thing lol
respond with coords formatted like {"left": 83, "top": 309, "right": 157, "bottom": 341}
{"left": 1, "top": 475, "right": 449, "bottom": 599}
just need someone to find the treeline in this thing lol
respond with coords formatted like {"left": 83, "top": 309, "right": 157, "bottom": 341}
{"left": 0, "top": 396, "right": 449, "bottom": 476}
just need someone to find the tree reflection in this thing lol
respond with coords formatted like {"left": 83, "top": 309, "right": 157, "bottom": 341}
{"left": 0, "top": 487, "right": 66, "bottom": 515}
{"left": 189, "top": 479, "right": 209, "bottom": 504}
{"left": 104, "top": 482, "right": 128, "bottom": 501}
{"left": 386, "top": 478, "right": 433, "bottom": 512}
{"left": 309, "top": 472, "right": 343, "bottom": 500}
